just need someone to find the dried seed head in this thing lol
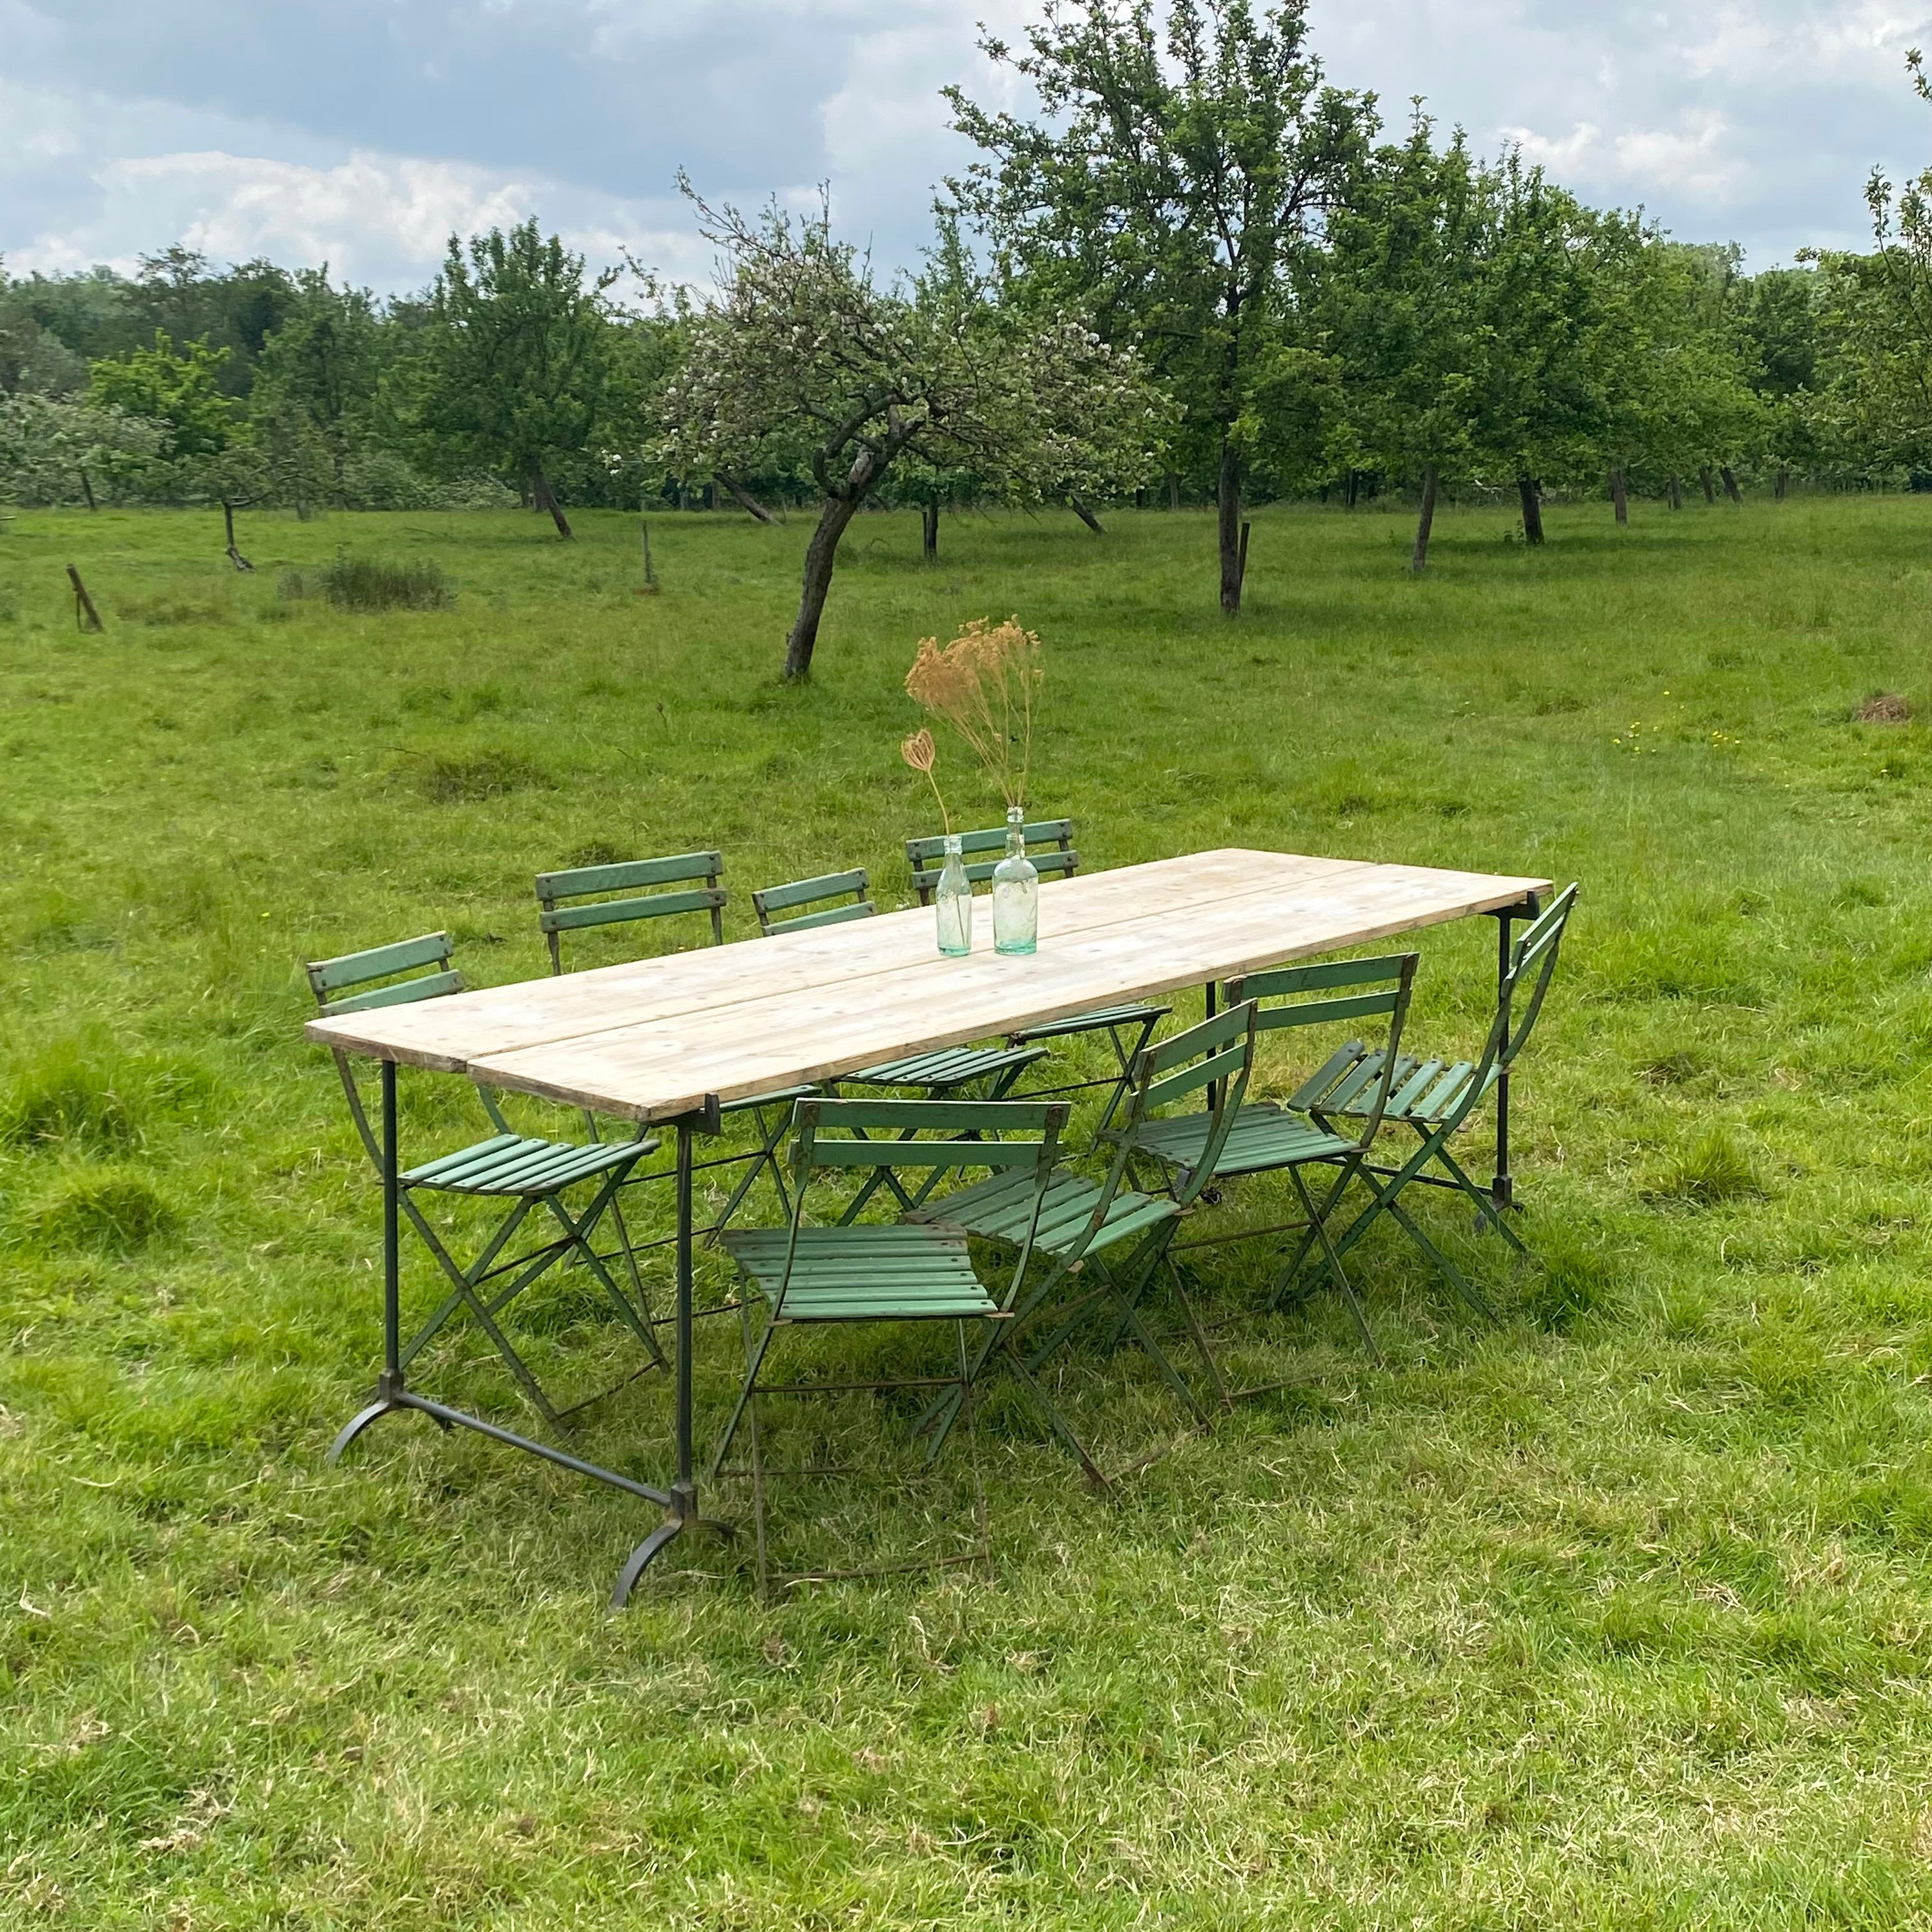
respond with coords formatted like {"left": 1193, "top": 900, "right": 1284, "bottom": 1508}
{"left": 900, "top": 726, "right": 936, "bottom": 774}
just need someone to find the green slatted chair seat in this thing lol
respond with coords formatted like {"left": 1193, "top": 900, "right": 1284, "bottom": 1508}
{"left": 402, "top": 1133, "right": 645, "bottom": 1197}
{"left": 1010, "top": 1000, "right": 1169, "bottom": 1045}
{"left": 1305, "top": 1050, "right": 1494, "bottom": 1128}
{"left": 853, "top": 1043, "right": 1044, "bottom": 1089}
{"left": 719, "top": 1223, "right": 1002, "bottom": 1322}
{"left": 912, "top": 1166, "right": 1178, "bottom": 1258}
{"left": 1130, "top": 1103, "right": 1358, "bottom": 1177}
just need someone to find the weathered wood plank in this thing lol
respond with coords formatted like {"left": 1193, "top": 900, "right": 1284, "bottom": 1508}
{"left": 450, "top": 857, "right": 1550, "bottom": 1121}
{"left": 304, "top": 850, "right": 1366, "bottom": 1071}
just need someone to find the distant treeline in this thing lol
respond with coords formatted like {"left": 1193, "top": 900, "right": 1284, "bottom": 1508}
{"left": 11, "top": 0, "right": 1932, "bottom": 661}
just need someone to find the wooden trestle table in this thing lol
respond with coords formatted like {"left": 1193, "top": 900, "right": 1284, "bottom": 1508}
{"left": 307, "top": 849, "right": 1551, "bottom": 1604}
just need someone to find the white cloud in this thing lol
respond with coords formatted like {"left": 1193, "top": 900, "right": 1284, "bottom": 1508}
{"left": 0, "top": 86, "right": 714, "bottom": 289}
{"left": 1504, "top": 112, "right": 1746, "bottom": 205}
{"left": 8, "top": 0, "right": 1932, "bottom": 286}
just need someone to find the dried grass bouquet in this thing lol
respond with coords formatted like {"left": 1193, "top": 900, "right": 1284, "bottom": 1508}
{"left": 903, "top": 617, "right": 1043, "bottom": 810}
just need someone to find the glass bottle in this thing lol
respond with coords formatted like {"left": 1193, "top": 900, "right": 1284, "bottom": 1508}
{"left": 992, "top": 804, "right": 1039, "bottom": 956}
{"left": 935, "top": 833, "right": 972, "bottom": 956}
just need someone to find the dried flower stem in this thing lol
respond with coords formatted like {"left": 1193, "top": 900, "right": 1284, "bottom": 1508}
{"left": 904, "top": 617, "right": 1042, "bottom": 809}
{"left": 899, "top": 726, "right": 951, "bottom": 834}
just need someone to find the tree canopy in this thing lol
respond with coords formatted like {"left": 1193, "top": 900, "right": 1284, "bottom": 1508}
{"left": 659, "top": 189, "right": 1158, "bottom": 676}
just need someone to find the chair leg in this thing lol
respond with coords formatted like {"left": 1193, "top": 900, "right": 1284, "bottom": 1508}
{"left": 1386, "top": 1193, "right": 1499, "bottom": 1324}
{"left": 1434, "top": 1140, "right": 1532, "bottom": 1257}
{"left": 1267, "top": 1164, "right": 1356, "bottom": 1311}
{"left": 708, "top": 1300, "right": 776, "bottom": 1482}
{"left": 742, "top": 1305, "right": 772, "bottom": 1603}
{"left": 539, "top": 1171, "right": 668, "bottom": 1369}
{"left": 1163, "top": 1255, "right": 1232, "bottom": 1411}
{"left": 397, "top": 1193, "right": 533, "bottom": 1369}
{"left": 1090, "top": 1251, "right": 1210, "bottom": 1425}
{"left": 993, "top": 1328, "right": 1111, "bottom": 1491}
{"left": 1291, "top": 1164, "right": 1383, "bottom": 1366}
{"left": 398, "top": 1195, "right": 576, "bottom": 1434}
{"left": 958, "top": 1319, "right": 992, "bottom": 1579}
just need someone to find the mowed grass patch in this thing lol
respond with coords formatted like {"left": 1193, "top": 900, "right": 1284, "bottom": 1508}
{"left": 4, "top": 494, "right": 1932, "bottom": 1924}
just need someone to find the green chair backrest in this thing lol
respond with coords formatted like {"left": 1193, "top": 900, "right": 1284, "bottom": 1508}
{"left": 307, "top": 931, "right": 464, "bottom": 1016}
{"left": 305, "top": 932, "right": 515, "bottom": 1163}
{"left": 535, "top": 850, "right": 726, "bottom": 972}
{"left": 779, "top": 1096, "right": 1072, "bottom": 1314}
{"left": 1227, "top": 953, "right": 1419, "bottom": 1146}
{"left": 1376, "top": 885, "right": 1578, "bottom": 1139}
{"left": 905, "top": 818, "right": 1079, "bottom": 905}
{"left": 1110, "top": 999, "right": 1258, "bottom": 1209}
{"left": 1499, "top": 884, "right": 1578, "bottom": 1070}
{"left": 753, "top": 868, "right": 875, "bottom": 937}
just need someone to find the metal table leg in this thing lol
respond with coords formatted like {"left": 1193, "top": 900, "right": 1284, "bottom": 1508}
{"left": 327, "top": 1068, "right": 745, "bottom": 1597}
{"left": 1487, "top": 894, "right": 1540, "bottom": 1215}
{"left": 611, "top": 1098, "right": 732, "bottom": 1607}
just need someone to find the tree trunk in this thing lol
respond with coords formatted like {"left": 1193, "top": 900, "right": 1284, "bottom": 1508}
{"left": 1069, "top": 493, "right": 1104, "bottom": 534}
{"left": 1720, "top": 465, "right": 1743, "bottom": 505}
{"left": 528, "top": 468, "right": 572, "bottom": 539}
{"left": 1167, "top": 472, "right": 1180, "bottom": 510}
{"left": 332, "top": 447, "right": 348, "bottom": 511}
{"left": 921, "top": 499, "right": 939, "bottom": 561}
{"left": 1218, "top": 443, "right": 1244, "bottom": 616}
{"left": 785, "top": 494, "right": 865, "bottom": 679}
{"left": 222, "top": 500, "right": 254, "bottom": 572}
{"left": 1668, "top": 475, "right": 1683, "bottom": 511}
{"left": 1610, "top": 467, "right": 1629, "bottom": 526}
{"left": 1344, "top": 468, "right": 1360, "bottom": 511}
{"left": 719, "top": 476, "right": 775, "bottom": 524}
{"left": 1410, "top": 468, "right": 1439, "bottom": 574}
{"left": 78, "top": 468, "right": 96, "bottom": 512}
{"left": 1517, "top": 475, "right": 1544, "bottom": 544}
{"left": 1700, "top": 466, "right": 1717, "bottom": 505}
{"left": 1775, "top": 467, "right": 1790, "bottom": 501}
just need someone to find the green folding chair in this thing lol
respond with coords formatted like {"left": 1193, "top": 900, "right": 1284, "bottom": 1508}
{"left": 535, "top": 850, "right": 810, "bottom": 1245}
{"left": 910, "top": 1000, "right": 1260, "bottom": 1462}
{"left": 307, "top": 932, "right": 663, "bottom": 1438}
{"left": 905, "top": 817, "right": 1169, "bottom": 1127}
{"left": 1134, "top": 954, "right": 1418, "bottom": 1363}
{"left": 709, "top": 1096, "right": 1072, "bottom": 1595}
{"left": 1281, "top": 885, "right": 1579, "bottom": 1309}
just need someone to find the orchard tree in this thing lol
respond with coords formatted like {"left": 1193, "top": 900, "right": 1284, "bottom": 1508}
{"left": 660, "top": 189, "right": 1158, "bottom": 678}
{"left": 88, "top": 331, "right": 235, "bottom": 463}
{"left": 947, "top": 0, "right": 1368, "bottom": 615}
{"left": 0, "top": 393, "right": 163, "bottom": 507}
{"left": 252, "top": 269, "right": 381, "bottom": 507}
{"left": 1476, "top": 160, "right": 1617, "bottom": 538}
{"left": 1800, "top": 53, "right": 1932, "bottom": 486}
{"left": 406, "top": 220, "right": 613, "bottom": 537}
{"left": 1319, "top": 117, "right": 1491, "bottom": 571}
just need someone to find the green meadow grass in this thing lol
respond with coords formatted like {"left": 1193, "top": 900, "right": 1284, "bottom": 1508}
{"left": 6, "top": 491, "right": 1932, "bottom": 1926}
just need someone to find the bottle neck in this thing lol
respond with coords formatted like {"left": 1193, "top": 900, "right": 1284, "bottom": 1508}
{"left": 1005, "top": 806, "right": 1025, "bottom": 857}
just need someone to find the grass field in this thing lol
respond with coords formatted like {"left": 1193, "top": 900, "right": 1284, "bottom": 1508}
{"left": 7, "top": 491, "right": 1932, "bottom": 1928}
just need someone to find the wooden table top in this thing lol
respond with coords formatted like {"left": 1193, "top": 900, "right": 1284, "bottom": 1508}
{"left": 307, "top": 850, "right": 1551, "bottom": 1123}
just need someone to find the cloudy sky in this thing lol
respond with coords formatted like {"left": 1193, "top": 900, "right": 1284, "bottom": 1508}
{"left": 3, "top": 0, "right": 1930, "bottom": 293}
